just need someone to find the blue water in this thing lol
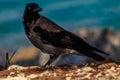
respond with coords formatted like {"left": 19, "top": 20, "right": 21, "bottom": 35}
{"left": 0, "top": 0, "right": 120, "bottom": 49}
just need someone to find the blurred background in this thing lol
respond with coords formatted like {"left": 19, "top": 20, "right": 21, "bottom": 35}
{"left": 0, "top": 0, "right": 120, "bottom": 49}
{"left": 0, "top": 0, "right": 120, "bottom": 68}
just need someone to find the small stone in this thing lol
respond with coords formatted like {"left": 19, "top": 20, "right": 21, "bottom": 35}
{"left": 82, "top": 67, "right": 94, "bottom": 72}
{"left": 66, "top": 77, "right": 71, "bottom": 80}
{"left": 53, "top": 73, "right": 57, "bottom": 77}
{"left": 27, "top": 74, "right": 37, "bottom": 79}
{"left": 10, "top": 72, "right": 15, "bottom": 75}
{"left": 110, "top": 66, "right": 115, "bottom": 71}
{"left": 76, "top": 69, "right": 81, "bottom": 72}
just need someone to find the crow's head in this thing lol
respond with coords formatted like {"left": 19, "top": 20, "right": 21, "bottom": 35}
{"left": 25, "top": 3, "right": 42, "bottom": 13}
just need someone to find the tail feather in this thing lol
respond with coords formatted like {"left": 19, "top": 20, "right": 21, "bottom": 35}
{"left": 90, "top": 45, "right": 109, "bottom": 56}
{"left": 80, "top": 50, "right": 106, "bottom": 61}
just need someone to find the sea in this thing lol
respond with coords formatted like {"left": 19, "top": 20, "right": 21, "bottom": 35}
{"left": 0, "top": 0, "right": 120, "bottom": 49}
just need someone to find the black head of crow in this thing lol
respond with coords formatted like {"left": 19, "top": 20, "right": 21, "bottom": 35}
{"left": 25, "top": 3, "right": 42, "bottom": 13}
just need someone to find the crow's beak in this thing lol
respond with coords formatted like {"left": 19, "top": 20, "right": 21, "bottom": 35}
{"left": 37, "top": 7, "right": 42, "bottom": 12}
{"left": 34, "top": 7, "right": 42, "bottom": 12}
{"left": 39, "top": 7, "right": 42, "bottom": 11}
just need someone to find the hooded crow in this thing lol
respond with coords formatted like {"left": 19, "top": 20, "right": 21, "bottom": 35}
{"left": 23, "top": 3, "right": 109, "bottom": 66}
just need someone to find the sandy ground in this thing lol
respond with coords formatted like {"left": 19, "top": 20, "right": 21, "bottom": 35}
{"left": 0, "top": 62, "right": 120, "bottom": 80}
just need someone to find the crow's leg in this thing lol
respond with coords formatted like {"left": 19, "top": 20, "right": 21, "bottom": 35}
{"left": 44, "top": 55, "right": 58, "bottom": 67}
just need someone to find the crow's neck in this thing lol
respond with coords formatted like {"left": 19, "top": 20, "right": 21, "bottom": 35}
{"left": 23, "top": 12, "right": 40, "bottom": 24}
{"left": 23, "top": 12, "right": 40, "bottom": 35}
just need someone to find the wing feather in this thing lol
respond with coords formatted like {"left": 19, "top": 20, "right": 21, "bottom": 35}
{"left": 33, "top": 16, "right": 108, "bottom": 56}
{"left": 35, "top": 16, "right": 64, "bottom": 32}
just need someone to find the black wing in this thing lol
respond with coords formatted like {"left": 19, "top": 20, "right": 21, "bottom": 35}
{"left": 33, "top": 16, "right": 74, "bottom": 48}
{"left": 33, "top": 16, "right": 108, "bottom": 61}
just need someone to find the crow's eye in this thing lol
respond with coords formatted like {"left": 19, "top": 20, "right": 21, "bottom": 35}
{"left": 28, "top": 7, "right": 31, "bottom": 9}
{"left": 34, "top": 5, "right": 38, "bottom": 8}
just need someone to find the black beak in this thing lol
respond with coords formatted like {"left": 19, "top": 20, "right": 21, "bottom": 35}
{"left": 34, "top": 7, "right": 42, "bottom": 12}
{"left": 39, "top": 7, "right": 42, "bottom": 11}
{"left": 37, "top": 7, "right": 42, "bottom": 12}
